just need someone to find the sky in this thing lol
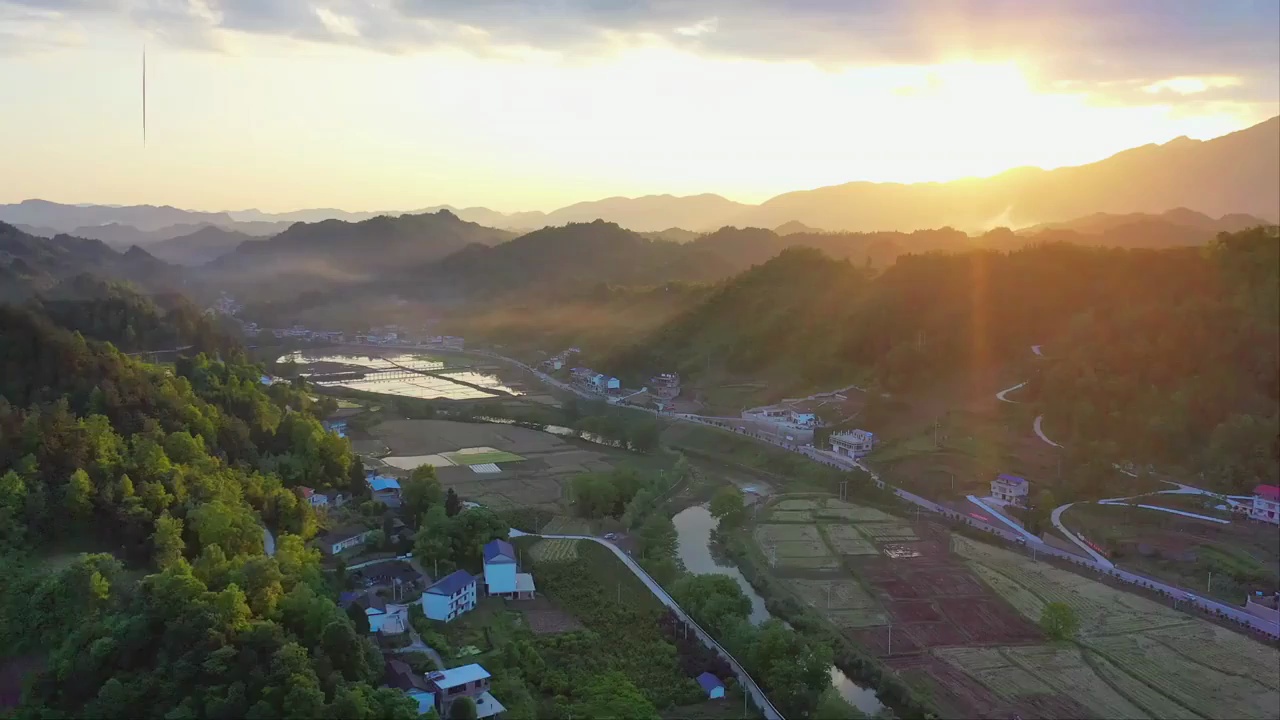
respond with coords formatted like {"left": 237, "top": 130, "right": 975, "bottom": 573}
{"left": 1, "top": 0, "right": 1277, "bottom": 213}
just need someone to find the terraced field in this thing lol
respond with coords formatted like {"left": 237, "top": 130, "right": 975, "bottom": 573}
{"left": 821, "top": 525, "right": 880, "bottom": 555}
{"left": 855, "top": 523, "right": 919, "bottom": 542}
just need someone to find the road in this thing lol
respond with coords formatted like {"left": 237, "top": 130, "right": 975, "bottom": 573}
{"left": 1049, "top": 502, "right": 1112, "bottom": 566}
{"left": 1033, "top": 415, "right": 1061, "bottom": 447}
{"left": 509, "top": 529, "right": 784, "bottom": 720}
{"left": 995, "top": 381, "right": 1027, "bottom": 403}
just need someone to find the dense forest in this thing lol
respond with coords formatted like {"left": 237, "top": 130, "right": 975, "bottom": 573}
{"left": 605, "top": 227, "right": 1280, "bottom": 492}
{"left": 0, "top": 286, "right": 409, "bottom": 717}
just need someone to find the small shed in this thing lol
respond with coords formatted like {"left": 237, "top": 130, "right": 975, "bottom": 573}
{"left": 696, "top": 672, "right": 725, "bottom": 699}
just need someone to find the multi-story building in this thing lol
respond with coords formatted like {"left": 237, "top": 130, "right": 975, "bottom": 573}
{"left": 318, "top": 525, "right": 374, "bottom": 555}
{"left": 829, "top": 429, "right": 876, "bottom": 458}
{"left": 481, "top": 539, "right": 536, "bottom": 599}
{"left": 425, "top": 665, "right": 505, "bottom": 719}
{"left": 991, "top": 474, "right": 1030, "bottom": 507}
{"left": 650, "top": 373, "right": 681, "bottom": 403}
{"left": 422, "top": 570, "right": 477, "bottom": 622}
{"left": 1251, "top": 484, "right": 1280, "bottom": 524}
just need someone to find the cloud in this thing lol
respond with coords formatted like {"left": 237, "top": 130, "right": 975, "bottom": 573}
{"left": 2, "top": 0, "right": 1277, "bottom": 105}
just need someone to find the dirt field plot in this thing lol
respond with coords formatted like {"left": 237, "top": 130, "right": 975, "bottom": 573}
{"left": 791, "top": 579, "right": 878, "bottom": 610}
{"left": 854, "top": 625, "right": 921, "bottom": 656}
{"left": 444, "top": 447, "right": 526, "bottom": 465}
{"left": 754, "top": 524, "right": 829, "bottom": 553}
{"left": 776, "top": 555, "right": 841, "bottom": 570}
{"left": 515, "top": 597, "right": 585, "bottom": 635}
{"left": 816, "top": 501, "right": 896, "bottom": 522}
{"left": 540, "top": 516, "right": 592, "bottom": 535}
{"left": 826, "top": 609, "right": 890, "bottom": 628}
{"left": 530, "top": 538, "right": 579, "bottom": 562}
{"left": 775, "top": 499, "right": 821, "bottom": 510}
{"left": 770, "top": 510, "right": 814, "bottom": 522}
{"left": 821, "top": 525, "right": 879, "bottom": 555}
{"left": 941, "top": 598, "right": 1042, "bottom": 644}
{"left": 903, "top": 621, "right": 970, "bottom": 648}
{"left": 934, "top": 648, "right": 1052, "bottom": 700}
{"left": 903, "top": 566, "right": 988, "bottom": 597}
{"left": 889, "top": 654, "right": 998, "bottom": 718}
{"left": 889, "top": 600, "right": 942, "bottom": 623}
{"left": 855, "top": 523, "right": 919, "bottom": 542}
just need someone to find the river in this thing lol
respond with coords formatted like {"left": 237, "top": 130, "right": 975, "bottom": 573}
{"left": 672, "top": 506, "right": 886, "bottom": 716}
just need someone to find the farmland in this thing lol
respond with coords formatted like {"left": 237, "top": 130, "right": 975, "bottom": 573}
{"left": 368, "top": 418, "right": 619, "bottom": 509}
{"left": 738, "top": 491, "right": 1280, "bottom": 719}
{"left": 950, "top": 534, "right": 1280, "bottom": 719}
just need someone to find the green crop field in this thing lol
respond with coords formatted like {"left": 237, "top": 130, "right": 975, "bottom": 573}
{"left": 530, "top": 538, "right": 580, "bottom": 562}
{"left": 1001, "top": 646, "right": 1147, "bottom": 720}
{"left": 854, "top": 523, "right": 918, "bottom": 542}
{"left": 820, "top": 525, "right": 880, "bottom": 555}
{"left": 934, "top": 648, "right": 1052, "bottom": 700}
{"left": 774, "top": 498, "right": 822, "bottom": 510}
{"left": 443, "top": 449, "right": 526, "bottom": 465}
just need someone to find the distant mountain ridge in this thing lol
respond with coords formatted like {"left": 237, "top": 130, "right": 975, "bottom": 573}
{"left": 0, "top": 222, "right": 181, "bottom": 301}
{"left": 5, "top": 115, "right": 1276, "bottom": 235}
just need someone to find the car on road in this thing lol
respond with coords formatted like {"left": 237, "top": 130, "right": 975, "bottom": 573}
{"left": 604, "top": 532, "right": 617, "bottom": 540}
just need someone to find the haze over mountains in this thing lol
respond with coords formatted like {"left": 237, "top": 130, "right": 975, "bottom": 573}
{"left": 4, "top": 116, "right": 1276, "bottom": 240}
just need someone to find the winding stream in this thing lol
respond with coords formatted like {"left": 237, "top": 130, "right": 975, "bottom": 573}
{"left": 672, "top": 506, "right": 886, "bottom": 716}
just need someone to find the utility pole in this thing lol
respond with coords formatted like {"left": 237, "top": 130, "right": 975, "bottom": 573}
{"left": 887, "top": 625, "right": 892, "bottom": 656}
{"left": 1207, "top": 572, "right": 1213, "bottom": 594}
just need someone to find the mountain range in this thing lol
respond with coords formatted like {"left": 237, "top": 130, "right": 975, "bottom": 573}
{"left": 4, "top": 116, "right": 1275, "bottom": 237}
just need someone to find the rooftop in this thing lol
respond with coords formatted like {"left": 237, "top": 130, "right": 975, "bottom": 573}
{"left": 386, "top": 659, "right": 433, "bottom": 692}
{"left": 1255, "top": 484, "right": 1280, "bottom": 501}
{"left": 996, "top": 474, "right": 1028, "bottom": 486}
{"left": 515, "top": 573, "right": 536, "bottom": 594}
{"left": 831, "top": 428, "right": 874, "bottom": 440}
{"left": 321, "top": 524, "right": 372, "bottom": 541}
{"left": 483, "top": 539, "right": 516, "bottom": 564}
{"left": 426, "top": 569, "right": 476, "bottom": 596}
{"left": 430, "top": 664, "right": 491, "bottom": 690}
{"left": 474, "top": 691, "right": 507, "bottom": 719}
{"left": 696, "top": 672, "right": 724, "bottom": 692}
{"left": 297, "top": 486, "right": 315, "bottom": 498}
{"left": 369, "top": 475, "right": 402, "bottom": 492}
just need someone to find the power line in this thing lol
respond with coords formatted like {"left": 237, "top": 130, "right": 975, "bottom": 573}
{"left": 142, "top": 45, "right": 147, "bottom": 146}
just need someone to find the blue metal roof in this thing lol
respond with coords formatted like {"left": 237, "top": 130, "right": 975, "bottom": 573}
{"left": 369, "top": 475, "right": 401, "bottom": 492}
{"left": 997, "top": 474, "right": 1028, "bottom": 486}
{"left": 696, "top": 672, "right": 723, "bottom": 692}
{"left": 483, "top": 539, "right": 515, "bottom": 564}
{"left": 431, "top": 664, "right": 491, "bottom": 690}
{"left": 426, "top": 570, "right": 475, "bottom": 596}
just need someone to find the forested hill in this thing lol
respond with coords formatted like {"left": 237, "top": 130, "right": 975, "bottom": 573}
{"left": 0, "top": 222, "right": 181, "bottom": 301}
{"left": 0, "top": 290, "right": 413, "bottom": 718}
{"left": 606, "top": 228, "right": 1280, "bottom": 490}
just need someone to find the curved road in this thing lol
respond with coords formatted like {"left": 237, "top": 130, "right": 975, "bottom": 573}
{"left": 509, "top": 529, "right": 784, "bottom": 720}
{"left": 1033, "top": 415, "right": 1061, "bottom": 448}
{"left": 995, "top": 381, "right": 1027, "bottom": 403}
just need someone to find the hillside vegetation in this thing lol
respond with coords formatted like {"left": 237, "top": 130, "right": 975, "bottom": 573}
{"left": 608, "top": 227, "right": 1280, "bottom": 493}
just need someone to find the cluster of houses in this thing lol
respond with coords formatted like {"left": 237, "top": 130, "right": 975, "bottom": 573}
{"left": 330, "top": 539, "right": 541, "bottom": 719}
{"left": 540, "top": 347, "right": 580, "bottom": 372}
{"left": 570, "top": 366, "right": 621, "bottom": 394}
{"left": 352, "top": 326, "right": 465, "bottom": 350}
{"left": 737, "top": 404, "right": 821, "bottom": 445}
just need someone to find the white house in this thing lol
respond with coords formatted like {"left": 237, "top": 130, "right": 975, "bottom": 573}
{"left": 425, "top": 665, "right": 505, "bottom": 719}
{"left": 1251, "top": 484, "right": 1280, "bottom": 524}
{"left": 320, "top": 525, "right": 374, "bottom": 555}
{"left": 423, "top": 570, "right": 477, "bottom": 622}
{"left": 829, "top": 429, "right": 876, "bottom": 458}
{"left": 297, "top": 486, "right": 329, "bottom": 508}
{"left": 991, "top": 474, "right": 1030, "bottom": 507}
{"left": 482, "top": 539, "right": 517, "bottom": 595}
{"left": 606, "top": 377, "right": 621, "bottom": 391}
{"left": 359, "top": 595, "right": 409, "bottom": 634}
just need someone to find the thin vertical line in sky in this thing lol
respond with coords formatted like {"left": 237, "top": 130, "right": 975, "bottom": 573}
{"left": 142, "top": 46, "right": 147, "bottom": 146}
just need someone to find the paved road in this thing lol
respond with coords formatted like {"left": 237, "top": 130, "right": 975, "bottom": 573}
{"left": 1033, "top": 415, "right": 1061, "bottom": 447}
{"left": 393, "top": 627, "right": 445, "bottom": 669}
{"left": 510, "top": 529, "right": 784, "bottom": 720}
{"left": 995, "top": 381, "right": 1027, "bottom": 403}
{"left": 1050, "top": 502, "right": 1112, "bottom": 566}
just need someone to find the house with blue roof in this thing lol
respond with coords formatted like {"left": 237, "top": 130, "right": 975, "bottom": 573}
{"left": 367, "top": 473, "right": 403, "bottom": 507}
{"left": 991, "top": 473, "right": 1030, "bottom": 507}
{"left": 696, "top": 672, "right": 725, "bottom": 699}
{"left": 422, "top": 570, "right": 477, "bottom": 622}
{"left": 482, "top": 539, "right": 536, "bottom": 600}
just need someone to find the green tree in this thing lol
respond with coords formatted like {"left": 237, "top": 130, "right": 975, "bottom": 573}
{"left": 1039, "top": 601, "right": 1079, "bottom": 640}
{"left": 151, "top": 511, "right": 186, "bottom": 570}
{"left": 402, "top": 465, "right": 443, "bottom": 526}
{"left": 628, "top": 419, "right": 661, "bottom": 453}
{"left": 346, "top": 601, "right": 371, "bottom": 634}
{"left": 64, "top": 468, "right": 95, "bottom": 519}
{"left": 444, "top": 488, "right": 462, "bottom": 517}
{"left": 571, "top": 672, "right": 660, "bottom": 720}
{"left": 414, "top": 505, "right": 455, "bottom": 575}
{"left": 709, "top": 486, "right": 745, "bottom": 523}
{"left": 448, "top": 696, "right": 477, "bottom": 720}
